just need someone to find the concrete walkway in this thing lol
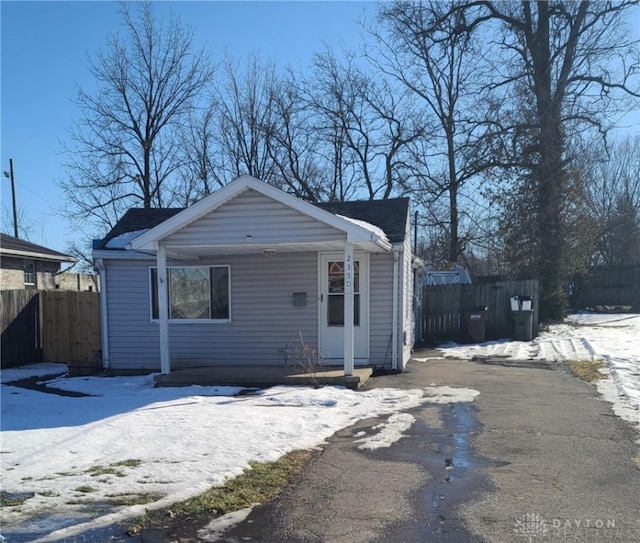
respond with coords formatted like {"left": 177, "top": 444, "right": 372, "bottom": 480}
{"left": 216, "top": 352, "right": 640, "bottom": 543}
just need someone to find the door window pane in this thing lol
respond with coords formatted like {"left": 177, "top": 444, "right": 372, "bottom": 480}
{"left": 328, "top": 261, "right": 344, "bottom": 293}
{"left": 327, "top": 261, "right": 360, "bottom": 326}
{"left": 328, "top": 294, "right": 360, "bottom": 326}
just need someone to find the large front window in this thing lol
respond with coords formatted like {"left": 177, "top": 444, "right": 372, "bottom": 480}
{"left": 151, "top": 266, "right": 230, "bottom": 321}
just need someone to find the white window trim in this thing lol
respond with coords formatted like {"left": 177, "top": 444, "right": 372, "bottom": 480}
{"left": 149, "top": 265, "right": 231, "bottom": 324}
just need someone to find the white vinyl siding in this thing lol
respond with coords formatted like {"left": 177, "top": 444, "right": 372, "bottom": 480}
{"left": 369, "top": 252, "right": 394, "bottom": 368}
{"left": 164, "top": 189, "right": 344, "bottom": 247}
{"left": 400, "top": 213, "right": 414, "bottom": 370}
{"left": 105, "top": 253, "right": 319, "bottom": 370}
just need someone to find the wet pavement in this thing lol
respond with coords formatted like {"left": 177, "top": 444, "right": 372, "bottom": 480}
{"left": 218, "top": 400, "right": 492, "bottom": 543}
{"left": 370, "top": 402, "right": 493, "bottom": 543}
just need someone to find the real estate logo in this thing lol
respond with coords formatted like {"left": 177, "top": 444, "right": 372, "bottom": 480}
{"left": 514, "top": 513, "right": 548, "bottom": 542}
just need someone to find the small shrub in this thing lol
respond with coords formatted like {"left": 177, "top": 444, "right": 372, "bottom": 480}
{"left": 285, "top": 331, "right": 324, "bottom": 387}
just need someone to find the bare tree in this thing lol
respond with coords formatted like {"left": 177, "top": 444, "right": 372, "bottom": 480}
{"left": 266, "top": 71, "right": 333, "bottom": 201}
{"left": 453, "top": 0, "right": 640, "bottom": 320}
{"left": 208, "top": 54, "right": 278, "bottom": 184}
{"left": 583, "top": 136, "right": 640, "bottom": 265}
{"left": 370, "top": 0, "right": 495, "bottom": 263}
{"left": 59, "top": 1, "right": 213, "bottom": 233}
{"left": 173, "top": 107, "right": 224, "bottom": 206}
{"left": 302, "top": 48, "right": 420, "bottom": 201}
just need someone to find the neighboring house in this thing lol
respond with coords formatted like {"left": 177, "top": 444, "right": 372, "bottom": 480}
{"left": 93, "top": 175, "right": 419, "bottom": 376}
{"left": 0, "top": 233, "right": 79, "bottom": 290}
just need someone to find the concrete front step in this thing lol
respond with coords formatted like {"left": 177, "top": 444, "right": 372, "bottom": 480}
{"left": 154, "top": 366, "right": 373, "bottom": 390}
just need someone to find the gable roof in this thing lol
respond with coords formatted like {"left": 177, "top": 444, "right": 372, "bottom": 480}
{"left": 96, "top": 177, "right": 409, "bottom": 251}
{"left": 0, "top": 233, "right": 77, "bottom": 263}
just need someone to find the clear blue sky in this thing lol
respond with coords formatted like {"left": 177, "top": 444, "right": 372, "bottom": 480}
{"left": 1, "top": 1, "right": 638, "bottom": 255}
{"left": 1, "top": 1, "right": 372, "bottom": 253}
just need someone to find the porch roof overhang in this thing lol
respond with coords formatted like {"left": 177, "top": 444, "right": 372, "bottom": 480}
{"left": 129, "top": 176, "right": 392, "bottom": 256}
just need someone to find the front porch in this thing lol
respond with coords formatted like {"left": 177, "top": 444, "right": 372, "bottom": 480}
{"left": 154, "top": 365, "right": 373, "bottom": 390}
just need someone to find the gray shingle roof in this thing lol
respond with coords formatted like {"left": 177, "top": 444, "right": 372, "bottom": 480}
{"left": 316, "top": 198, "right": 409, "bottom": 244}
{"left": 0, "top": 233, "right": 76, "bottom": 262}
{"left": 97, "top": 198, "right": 410, "bottom": 250}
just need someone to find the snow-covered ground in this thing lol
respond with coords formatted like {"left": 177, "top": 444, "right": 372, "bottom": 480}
{"left": 429, "top": 313, "right": 640, "bottom": 435}
{"left": 0, "top": 365, "right": 478, "bottom": 542}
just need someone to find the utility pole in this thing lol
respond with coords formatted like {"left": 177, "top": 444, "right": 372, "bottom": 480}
{"left": 3, "top": 158, "right": 18, "bottom": 238}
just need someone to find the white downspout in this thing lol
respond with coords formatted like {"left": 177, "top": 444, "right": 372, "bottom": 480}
{"left": 95, "top": 258, "right": 110, "bottom": 369}
{"left": 392, "top": 250, "right": 400, "bottom": 370}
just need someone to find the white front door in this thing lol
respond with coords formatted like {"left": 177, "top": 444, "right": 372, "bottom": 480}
{"left": 319, "top": 253, "right": 369, "bottom": 362}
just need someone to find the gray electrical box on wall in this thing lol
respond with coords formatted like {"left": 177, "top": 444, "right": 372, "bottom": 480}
{"left": 293, "top": 292, "right": 307, "bottom": 307}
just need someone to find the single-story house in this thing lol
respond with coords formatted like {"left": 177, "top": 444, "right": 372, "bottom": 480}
{"left": 93, "top": 175, "right": 420, "bottom": 376}
{"left": 0, "top": 233, "right": 78, "bottom": 290}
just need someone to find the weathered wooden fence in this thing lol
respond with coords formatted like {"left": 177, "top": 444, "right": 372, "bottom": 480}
{"left": 421, "top": 279, "right": 539, "bottom": 344}
{"left": 1, "top": 290, "right": 42, "bottom": 366}
{"left": 1, "top": 290, "right": 101, "bottom": 368}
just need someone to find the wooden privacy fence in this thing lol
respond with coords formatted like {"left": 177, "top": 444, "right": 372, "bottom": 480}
{"left": 421, "top": 279, "right": 539, "bottom": 344}
{"left": 1, "top": 290, "right": 42, "bottom": 366}
{"left": 1, "top": 290, "right": 101, "bottom": 368}
{"left": 571, "top": 265, "right": 640, "bottom": 310}
{"left": 40, "top": 290, "right": 101, "bottom": 364}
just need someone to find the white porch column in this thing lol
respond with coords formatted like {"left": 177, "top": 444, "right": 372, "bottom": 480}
{"left": 157, "top": 244, "right": 171, "bottom": 375}
{"left": 343, "top": 240, "right": 355, "bottom": 376}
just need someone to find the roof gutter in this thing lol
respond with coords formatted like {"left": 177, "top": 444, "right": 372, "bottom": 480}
{"left": 0, "top": 248, "right": 77, "bottom": 263}
{"left": 375, "top": 237, "right": 392, "bottom": 252}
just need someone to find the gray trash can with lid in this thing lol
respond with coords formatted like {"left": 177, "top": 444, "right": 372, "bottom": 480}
{"left": 513, "top": 310, "right": 533, "bottom": 341}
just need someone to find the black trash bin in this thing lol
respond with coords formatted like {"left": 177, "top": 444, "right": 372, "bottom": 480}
{"left": 513, "top": 310, "right": 533, "bottom": 341}
{"left": 462, "top": 307, "right": 488, "bottom": 343}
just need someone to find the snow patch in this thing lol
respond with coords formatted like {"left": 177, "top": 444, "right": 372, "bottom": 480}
{"left": 356, "top": 413, "right": 415, "bottom": 450}
{"left": 104, "top": 228, "right": 150, "bottom": 249}
{"left": 422, "top": 385, "right": 481, "bottom": 404}
{"left": 197, "top": 507, "right": 255, "bottom": 542}
{"left": 336, "top": 215, "right": 389, "bottom": 243}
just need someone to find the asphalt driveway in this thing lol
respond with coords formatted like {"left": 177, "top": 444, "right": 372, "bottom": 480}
{"left": 220, "top": 354, "right": 640, "bottom": 543}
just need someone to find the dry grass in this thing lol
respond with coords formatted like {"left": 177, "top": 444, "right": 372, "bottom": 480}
{"left": 126, "top": 449, "right": 312, "bottom": 536}
{"left": 567, "top": 359, "right": 607, "bottom": 382}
